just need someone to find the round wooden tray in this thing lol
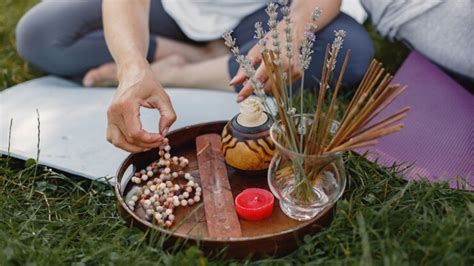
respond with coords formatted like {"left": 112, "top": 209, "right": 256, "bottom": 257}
{"left": 115, "top": 121, "right": 335, "bottom": 258}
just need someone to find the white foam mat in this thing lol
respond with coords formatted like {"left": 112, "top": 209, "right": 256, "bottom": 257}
{"left": 0, "top": 76, "right": 240, "bottom": 181}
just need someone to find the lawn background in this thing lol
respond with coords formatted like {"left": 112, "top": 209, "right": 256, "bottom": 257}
{"left": 1, "top": 0, "right": 473, "bottom": 265}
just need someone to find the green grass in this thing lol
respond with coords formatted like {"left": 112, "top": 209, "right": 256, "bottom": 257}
{"left": 1, "top": 1, "right": 473, "bottom": 265}
{"left": 0, "top": 0, "right": 42, "bottom": 90}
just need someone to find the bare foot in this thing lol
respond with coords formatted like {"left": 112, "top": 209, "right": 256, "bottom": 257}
{"left": 154, "top": 36, "right": 229, "bottom": 63}
{"left": 150, "top": 55, "right": 187, "bottom": 86}
{"left": 83, "top": 55, "right": 187, "bottom": 88}
{"left": 82, "top": 62, "right": 118, "bottom": 87}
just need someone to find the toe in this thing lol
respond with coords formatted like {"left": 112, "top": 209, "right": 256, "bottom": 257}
{"left": 82, "top": 69, "right": 98, "bottom": 87}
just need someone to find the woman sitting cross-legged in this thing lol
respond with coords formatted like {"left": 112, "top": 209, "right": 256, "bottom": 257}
{"left": 16, "top": 0, "right": 374, "bottom": 152}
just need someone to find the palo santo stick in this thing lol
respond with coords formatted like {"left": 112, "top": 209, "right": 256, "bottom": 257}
{"left": 319, "top": 50, "right": 351, "bottom": 154}
{"left": 352, "top": 107, "right": 410, "bottom": 137}
{"left": 371, "top": 74, "right": 394, "bottom": 100}
{"left": 319, "top": 44, "right": 331, "bottom": 93}
{"left": 269, "top": 53, "right": 300, "bottom": 146}
{"left": 333, "top": 123, "right": 404, "bottom": 152}
{"left": 362, "top": 85, "right": 408, "bottom": 128}
{"left": 269, "top": 51, "right": 287, "bottom": 107}
{"left": 329, "top": 140, "right": 379, "bottom": 153}
{"left": 306, "top": 44, "right": 331, "bottom": 155}
{"left": 313, "top": 43, "right": 339, "bottom": 154}
{"left": 350, "top": 60, "right": 378, "bottom": 104}
{"left": 331, "top": 82, "right": 401, "bottom": 148}
{"left": 349, "top": 84, "right": 405, "bottom": 134}
{"left": 344, "top": 80, "right": 399, "bottom": 133}
{"left": 262, "top": 52, "right": 299, "bottom": 150}
{"left": 311, "top": 45, "right": 335, "bottom": 148}
{"left": 345, "top": 61, "right": 382, "bottom": 115}
{"left": 328, "top": 63, "right": 385, "bottom": 149}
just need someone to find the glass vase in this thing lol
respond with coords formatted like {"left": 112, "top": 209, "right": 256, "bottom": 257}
{"left": 267, "top": 114, "right": 347, "bottom": 221}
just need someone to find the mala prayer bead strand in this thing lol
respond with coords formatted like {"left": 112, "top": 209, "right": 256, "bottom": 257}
{"left": 126, "top": 138, "right": 201, "bottom": 228}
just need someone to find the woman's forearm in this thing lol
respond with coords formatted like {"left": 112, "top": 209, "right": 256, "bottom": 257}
{"left": 102, "top": 0, "right": 151, "bottom": 80}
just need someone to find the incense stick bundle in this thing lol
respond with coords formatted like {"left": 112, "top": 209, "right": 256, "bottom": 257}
{"left": 261, "top": 51, "right": 410, "bottom": 162}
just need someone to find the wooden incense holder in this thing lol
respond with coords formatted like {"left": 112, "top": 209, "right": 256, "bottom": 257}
{"left": 196, "top": 133, "right": 242, "bottom": 238}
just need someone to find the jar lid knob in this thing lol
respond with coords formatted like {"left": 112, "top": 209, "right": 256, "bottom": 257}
{"left": 236, "top": 98, "right": 267, "bottom": 127}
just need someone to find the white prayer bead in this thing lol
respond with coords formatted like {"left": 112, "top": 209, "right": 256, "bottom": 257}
{"left": 173, "top": 199, "right": 180, "bottom": 207}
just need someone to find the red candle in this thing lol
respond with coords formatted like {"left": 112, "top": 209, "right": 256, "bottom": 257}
{"left": 235, "top": 188, "right": 274, "bottom": 221}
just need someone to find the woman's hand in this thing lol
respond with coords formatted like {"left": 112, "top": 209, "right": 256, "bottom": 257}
{"left": 230, "top": 20, "right": 305, "bottom": 102}
{"left": 229, "top": 0, "right": 341, "bottom": 102}
{"left": 106, "top": 62, "right": 176, "bottom": 153}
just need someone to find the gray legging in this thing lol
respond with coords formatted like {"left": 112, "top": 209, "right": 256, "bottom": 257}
{"left": 16, "top": 0, "right": 374, "bottom": 91}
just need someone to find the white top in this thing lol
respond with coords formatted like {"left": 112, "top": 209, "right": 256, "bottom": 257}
{"left": 162, "top": 0, "right": 269, "bottom": 41}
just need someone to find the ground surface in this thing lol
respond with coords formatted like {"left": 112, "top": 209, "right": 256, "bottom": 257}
{"left": 1, "top": 1, "right": 473, "bottom": 265}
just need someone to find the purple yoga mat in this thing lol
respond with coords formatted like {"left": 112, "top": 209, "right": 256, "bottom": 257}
{"left": 356, "top": 51, "right": 473, "bottom": 191}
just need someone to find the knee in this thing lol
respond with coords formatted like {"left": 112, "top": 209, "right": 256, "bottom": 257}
{"left": 15, "top": 2, "right": 75, "bottom": 76}
{"left": 16, "top": 5, "right": 51, "bottom": 72}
